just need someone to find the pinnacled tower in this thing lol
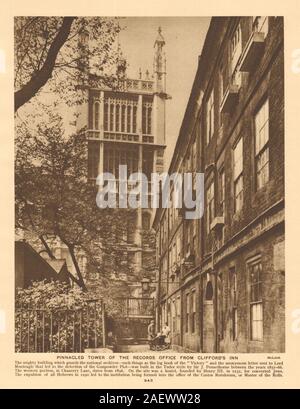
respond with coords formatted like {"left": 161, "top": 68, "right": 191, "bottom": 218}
{"left": 154, "top": 26, "right": 167, "bottom": 93}
{"left": 77, "top": 27, "right": 170, "bottom": 299}
{"left": 153, "top": 27, "right": 168, "bottom": 172}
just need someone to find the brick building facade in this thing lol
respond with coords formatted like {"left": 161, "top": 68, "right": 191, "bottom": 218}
{"left": 153, "top": 17, "right": 284, "bottom": 353}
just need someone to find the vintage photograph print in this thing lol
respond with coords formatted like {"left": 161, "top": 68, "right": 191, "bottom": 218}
{"left": 14, "top": 16, "right": 284, "bottom": 354}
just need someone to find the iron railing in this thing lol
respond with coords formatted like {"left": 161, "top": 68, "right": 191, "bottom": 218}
{"left": 15, "top": 300, "right": 106, "bottom": 353}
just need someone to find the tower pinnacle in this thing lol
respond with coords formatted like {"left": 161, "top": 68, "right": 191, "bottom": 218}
{"left": 154, "top": 26, "right": 166, "bottom": 47}
{"left": 153, "top": 27, "right": 166, "bottom": 93}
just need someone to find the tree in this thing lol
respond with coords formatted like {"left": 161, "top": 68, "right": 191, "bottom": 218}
{"left": 15, "top": 110, "right": 137, "bottom": 291}
{"left": 14, "top": 17, "right": 121, "bottom": 112}
{"left": 14, "top": 16, "right": 158, "bottom": 299}
{"left": 15, "top": 280, "right": 125, "bottom": 352}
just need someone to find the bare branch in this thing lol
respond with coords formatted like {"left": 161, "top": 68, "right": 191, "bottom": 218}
{"left": 14, "top": 17, "right": 75, "bottom": 112}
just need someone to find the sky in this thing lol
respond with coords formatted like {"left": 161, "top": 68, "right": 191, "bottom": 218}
{"left": 16, "top": 17, "right": 211, "bottom": 169}
{"left": 119, "top": 17, "right": 211, "bottom": 168}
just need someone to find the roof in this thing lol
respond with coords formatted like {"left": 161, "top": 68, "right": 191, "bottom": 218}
{"left": 47, "top": 259, "right": 67, "bottom": 274}
{"left": 15, "top": 240, "right": 66, "bottom": 276}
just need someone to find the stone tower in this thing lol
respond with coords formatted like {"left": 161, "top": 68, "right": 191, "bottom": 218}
{"left": 78, "top": 27, "right": 170, "bottom": 297}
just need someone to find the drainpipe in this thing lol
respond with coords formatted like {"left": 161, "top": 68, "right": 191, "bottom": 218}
{"left": 206, "top": 162, "right": 219, "bottom": 353}
{"left": 156, "top": 215, "right": 163, "bottom": 333}
{"left": 157, "top": 262, "right": 162, "bottom": 332}
{"left": 212, "top": 230, "right": 218, "bottom": 353}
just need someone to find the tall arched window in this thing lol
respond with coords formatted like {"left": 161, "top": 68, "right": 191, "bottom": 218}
{"left": 104, "top": 103, "right": 108, "bottom": 131}
{"left": 116, "top": 105, "right": 120, "bottom": 132}
{"left": 133, "top": 106, "right": 137, "bottom": 133}
{"left": 94, "top": 101, "right": 100, "bottom": 130}
{"left": 142, "top": 104, "right": 153, "bottom": 134}
{"left": 110, "top": 104, "right": 114, "bottom": 131}
{"left": 127, "top": 106, "right": 132, "bottom": 133}
{"left": 147, "top": 107, "right": 152, "bottom": 134}
{"left": 121, "top": 105, "right": 126, "bottom": 132}
{"left": 142, "top": 106, "right": 147, "bottom": 134}
{"left": 205, "top": 281, "right": 213, "bottom": 301}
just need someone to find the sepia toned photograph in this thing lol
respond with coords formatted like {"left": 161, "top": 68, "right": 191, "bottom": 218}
{"left": 14, "top": 16, "right": 284, "bottom": 354}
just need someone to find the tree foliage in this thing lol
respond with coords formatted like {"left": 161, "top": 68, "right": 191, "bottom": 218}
{"left": 15, "top": 280, "right": 124, "bottom": 352}
{"left": 15, "top": 110, "right": 137, "bottom": 291}
{"left": 14, "top": 17, "right": 121, "bottom": 111}
{"left": 14, "top": 16, "right": 158, "bottom": 296}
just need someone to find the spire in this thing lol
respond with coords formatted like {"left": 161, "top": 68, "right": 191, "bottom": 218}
{"left": 154, "top": 26, "right": 165, "bottom": 47}
{"left": 153, "top": 27, "right": 166, "bottom": 93}
{"left": 78, "top": 27, "right": 90, "bottom": 84}
{"left": 116, "top": 50, "right": 127, "bottom": 80}
{"left": 116, "top": 23, "right": 127, "bottom": 80}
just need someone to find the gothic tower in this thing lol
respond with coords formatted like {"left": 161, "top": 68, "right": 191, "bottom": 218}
{"left": 78, "top": 27, "right": 169, "bottom": 297}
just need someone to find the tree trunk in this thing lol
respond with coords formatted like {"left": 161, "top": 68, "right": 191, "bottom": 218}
{"left": 14, "top": 17, "right": 75, "bottom": 112}
{"left": 68, "top": 271, "right": 83, "bottom": 287}
{"left": 39, "top": 235, "right": 56, "bottom": 259}
{"left": 67, "top": 244, "right": 87, "bottom": 291}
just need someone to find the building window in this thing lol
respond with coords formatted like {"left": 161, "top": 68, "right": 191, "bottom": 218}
{"left": 103, "top": 145, "right": 138, "bottom": 176}
{"left": 233, "top": 137, "right": 243, "bottom": 212}
{"left": 205, "top": 281, "right": 213, "bottom": 301}
{"left": 121, "top": 105, "right": 126, "bottom": 132}
{"left": 127, "top": 105, "right": 131, "bottom": 133}
{"left": 142, "top": 106, "right": 146, "bottom": 134}
{"left": 230, "top": 269, "right": 238, "bottom": 341}
{"left": 87, "top": 141, "right": 100, "bottom": 179}
{"left": 206, "top": 180, "right": 215, "bottom": 233}
{"left": 147, "top": 107, "right": 152, "bottom": 135}
{"left": 249, "top": 261, "right": 263, "bottom": 341}
{"left": 110, "top": 104, "right": 114, "bottom": 131}
{"left": 133, "top": 106, "right": 137, "bottom": 133}
{"left": 94, "top": 101, "right": 100, "bottom": 130}
{"left": 231, "top": 24, "right": 242, "bottom": 73}
{"left": 255, "top": 99, "right": 269, "bottom": 190}
{"left": 142, "top": 105, "right": 152, "bottom": 135}
{"left": 219, "top": 60, "right": 229, "bottom": 102}
{"left": 104, "top": 103, "right": 108, "bottom": 131}
{"left": 219, "top": 168, "right": 225, "bottom": 216}
{"left": 191, "top": 290, "right": 196, "bottom": 334}
{"left": 252, "top": 16, "right": 269, "bottom": 36}
{"left": 116, "top": 105, "right": 120, "bottom": 131}
{"left": 206, "top": 89, "right": 214, "bottom": 144}
{"left": 185, "top": 293, "right": 189, "bottom": 333}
